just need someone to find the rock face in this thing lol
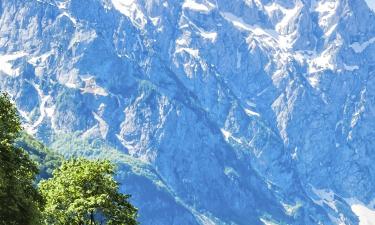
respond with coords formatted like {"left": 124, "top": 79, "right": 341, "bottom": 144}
{"left": 1, "top": 0, "right": 375, "bottom": 224}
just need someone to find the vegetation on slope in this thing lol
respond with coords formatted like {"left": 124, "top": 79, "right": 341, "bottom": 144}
{"left": 0, "top": 92, "right": 138, "bottom": 225}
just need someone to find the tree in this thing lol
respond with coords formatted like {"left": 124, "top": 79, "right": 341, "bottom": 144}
{"left": 0, "top": 92, "right": 44, "bottom": 225}
{"left": 39, "top": 158, "right": 138, "bottom": 225}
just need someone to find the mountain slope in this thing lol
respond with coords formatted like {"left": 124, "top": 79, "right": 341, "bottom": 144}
{"left": 1, "top": 0, "right": 375, "bottom": 224}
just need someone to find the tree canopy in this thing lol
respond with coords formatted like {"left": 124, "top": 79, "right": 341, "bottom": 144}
{"left": 0, "top": 92, "right": 21, "bottom": 143}
{"left": 0, "top": 93, "right": 44, "bottom": 225}
{"left": 39, "top": 158, "right": 138, "bottom": 225}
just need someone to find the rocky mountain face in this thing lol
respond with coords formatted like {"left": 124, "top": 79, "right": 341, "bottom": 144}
{"left": 1, "top": 0, "right": 375, "bottom": 224}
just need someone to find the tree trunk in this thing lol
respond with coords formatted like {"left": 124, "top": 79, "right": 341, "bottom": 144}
{"left": 90, "top": 211, "right": 94, "bottom": 225}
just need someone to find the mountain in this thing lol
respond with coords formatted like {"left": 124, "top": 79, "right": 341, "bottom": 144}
{"left": 1, "top": 0, "right": 375, "bottom": 224}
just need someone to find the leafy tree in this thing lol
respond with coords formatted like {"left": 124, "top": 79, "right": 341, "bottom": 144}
{"left": 39, "top": 158, "right": 138, "bottom": 225}
{"left": 0, "top": 93, "right": 44, "bottom": 225}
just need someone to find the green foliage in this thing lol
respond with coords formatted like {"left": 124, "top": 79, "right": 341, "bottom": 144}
{"left": 0, "top": 93, "right": 44, "bottom": 225}
{"left": 39, "top": 158, "right": 138, "bottom": 225}
{"left": 16, "top": 132, "right": 62, "bottom": 181}
{"left": 0, "top": 93, "right": 21, "bottom": 144}
{"left": 50, "top": 133, "right": 166, "bottom": 187}
{"left": 50, "top": 132, "right": 107, "bottom": 158}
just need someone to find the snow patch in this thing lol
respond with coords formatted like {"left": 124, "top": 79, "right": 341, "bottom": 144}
{"left": 221, "top": 12, "right": 278, "bottom": 37}
{"left": 80, "top": 76, "right": 108, "bottom": 96}
{"left": 244, "top": 108, "right": 260, "bottom": 117}
{"left": 244, "top": 0, "right": 263, "bottom": 8}
{"left": 69, "top": 29, "right": 97, "bottom": 49}
{"left": 28, "top": 51, "right": 52, "bottom": 67}
{"left": 176, "top": 38, "right": 190, "bottom": 46}
{"left": 199, "top": 30, "right": 217, "bottom": 43}
{"left": 296, "top": 46, "right": 340, "bottom": 76}
{"left": 260, "top": 218, "right": 278, "bottom": 225}
{"left": 176, "top": 47, "right": 200, "bottom": 58}
{"left": 111, "top": 0, "right": 147, "bottom": 29}
{"left": 281, "top": 201, "right": 302, "bottom": 216}
{"left": 343, "top": 63, "right": 359, "bottom": 71}
{"left": 307, "top": 34, "right": 343, "bottom": 73}
{"left": 57, "top": 12, "right": 77, "bottom": 25}
{"left": 275, "top": 2, "right": 302, "bottom": 35}
{"left": 93, "top": 112, "right": 109, "bottom": 139}
{"left": 176, "top": 31, "right": 191, "bottom": 46}
{"left": 221, "top": 11, "right": 293, "bottom": 51}
{"left": 311, "top": 187, "right": 338, "bottom": 212}
{"left": 351, "top": 101, "right": 365, "bottom": 128}
{"left": 346, "top": 199, "right": 375, "bottom": 225}
{"left": 350, "top": 37, "right": 375, "bottom": 53}
{"left": 291, "top": 147, "right": 298, "bottom": 160}
{"left": 221, "top": 129, "right": 231, "bottom": 141}
{"left": 180, "top": 18, "right": 217, "bottom": 43}
{"left": 65, "top": 82, "right": 79, "bottom": 89}
{"left": 307, "top": 75, "right": 319, "bottom": 88}
{"left": 0, "top": 52, "right": 27, "bottom": 76}
{"left": 308, "top": 51, "right": 335, "bottom": 73}
{"left": 45, "top": 106, "right": 55, "bottom": 118}
{"left": 221, "top": 12, "right": 255, "bottom": 31}
{"left": 314, "top": 0, "right": 340, "bottom": 36}
{"left": 27, "top": 83, "right": 51, "bottom": 134}
{"left": 220, "top": 129, "right": 242, "bottom": 144}
{"left": 325, "top": 23, "right": 338, "bottom": 37}
{"left": 182, "top": 0, "right": 215, "bottom": 13}
{"left": 264, "top": 2, "right": 282, "bottom": 15}
{"left": 352, "top": 204, "right": 375, "bottom": 225}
